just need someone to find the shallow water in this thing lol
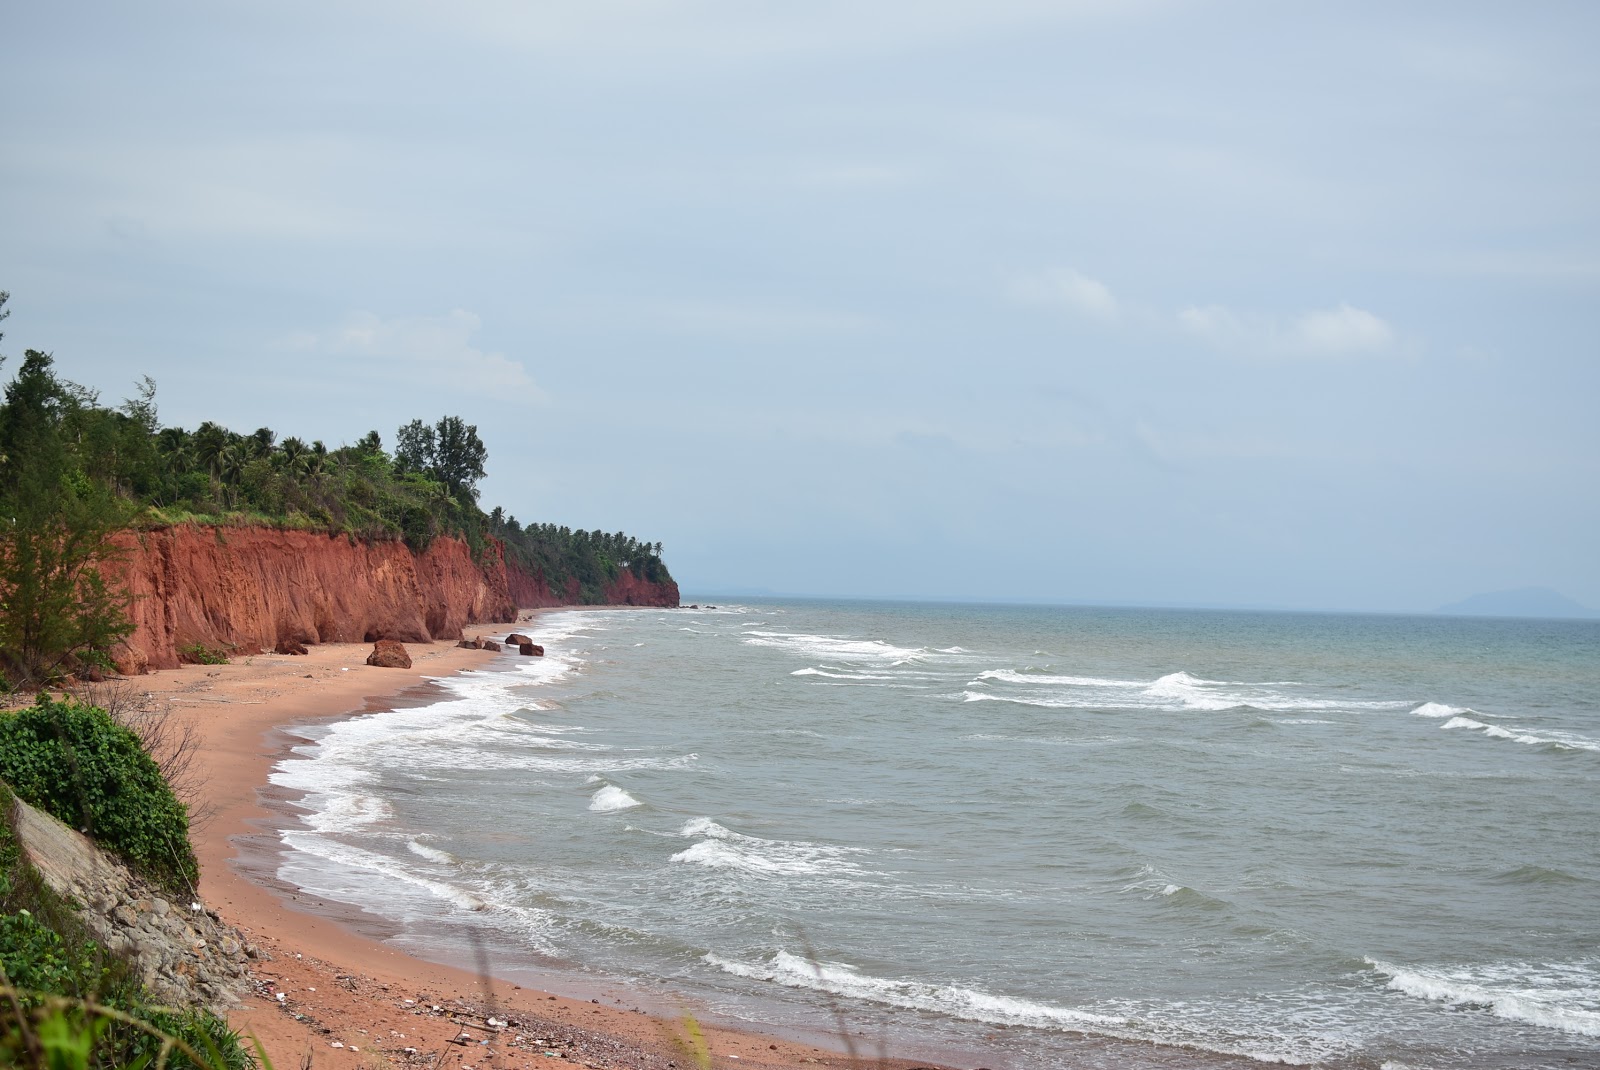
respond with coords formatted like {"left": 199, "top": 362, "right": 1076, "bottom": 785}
{"left": 269, "top": 600, "right": 1600, "bottom": 1068}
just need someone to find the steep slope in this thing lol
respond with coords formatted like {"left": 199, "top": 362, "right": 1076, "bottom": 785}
{"left": 109, "top": 526, "right": 518, "bottom": 672}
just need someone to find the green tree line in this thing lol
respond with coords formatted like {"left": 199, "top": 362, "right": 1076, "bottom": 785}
{"left": 0, "top": 296, "right": 673, "bottom": 688}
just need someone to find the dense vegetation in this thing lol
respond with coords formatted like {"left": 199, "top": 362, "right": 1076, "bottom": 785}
{"left": 0, "top": 292, "right": 673, "bottom": 688}
{"left": 0, "top": 717, "right": 252, "bottom": 1069}
{"left": 0, "top": 696, "right": 198, "bottom": 893}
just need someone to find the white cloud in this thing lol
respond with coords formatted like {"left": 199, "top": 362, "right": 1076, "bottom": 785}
{"left": 1289, "top": 303, "right": 1396, "bottom": 355}
{"left": 287, "top": 310, "right": 540, "bottom": 393}
{"left": 1015, "top": 269, "right": 1121, "bottom": 321}
{"left": 1179, "top": 301, "right": 1402, "bottom": 359}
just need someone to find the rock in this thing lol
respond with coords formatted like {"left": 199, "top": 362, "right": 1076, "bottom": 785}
{"left": 457, "top": 639, "right": 479, "bottom": 649}
{"left": 480, "top": 640, "right": 501, "bottom": 652}
{"left": 366, "top": 639, "right": 412, "bottom": 669}
{"left": 7, "top": 794, "right": 248, "bottom": 1012}
{"left": 506, "top": 633, "right": 533, "bottom": 646}
{"left": 275, "top": 637, "right": 309, "bottom": 655}
{"left": 518, "top": 643, "right": 544, "bottom": 657}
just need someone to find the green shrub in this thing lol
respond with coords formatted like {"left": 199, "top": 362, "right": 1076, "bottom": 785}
{"left": 178, "top": 642, "right": 229, "bottom": 666}
{"left": 0, "top": 696, "right": 198, "bottom": 893}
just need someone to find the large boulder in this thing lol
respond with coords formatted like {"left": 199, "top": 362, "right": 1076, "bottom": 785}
{"left": 366, "top": 639, "right": 412, "bottom": 669}
{"left": 506, "top": 633, "right": 533, "bottom": 646}
{"left": 481, "top": 639, "right": 501, "bottom": 652}
{"left": 518, "top": 643, "right": 545, "bottom": 657}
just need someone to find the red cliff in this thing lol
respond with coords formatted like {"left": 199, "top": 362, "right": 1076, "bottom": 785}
{"left": 503, "top": 561, "right": 680, "bottom": 609}
{"left": 109, "top": 526, "right": 518, "bottom": 673}
{"left": 107, "top": 525, "right": 680, "bottom": 673}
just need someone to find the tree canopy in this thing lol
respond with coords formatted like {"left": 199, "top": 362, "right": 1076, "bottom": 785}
{"left": 0, "top": 311, "right": 673, "bottom": 683}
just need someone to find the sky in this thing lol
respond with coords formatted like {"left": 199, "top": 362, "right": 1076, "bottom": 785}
{"left": 2, "top": 1, "right": 1597, "bottom": 612}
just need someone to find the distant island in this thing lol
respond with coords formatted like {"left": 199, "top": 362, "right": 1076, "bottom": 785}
{"left": 1436, "top": 586, "right": 1596, "bottom": 619}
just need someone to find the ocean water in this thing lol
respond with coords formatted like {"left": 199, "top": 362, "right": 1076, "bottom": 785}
{"left": 267, "top": 600, "right": 1600, "bottom": 1068}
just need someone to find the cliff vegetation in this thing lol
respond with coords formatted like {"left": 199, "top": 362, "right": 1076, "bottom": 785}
{"left": 0, "top": 293, "right": 676, "bottom": 687}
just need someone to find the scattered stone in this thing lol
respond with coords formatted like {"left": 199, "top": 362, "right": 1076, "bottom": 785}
{"left": 366, "top": 639, "right": 412, "bottom": 668}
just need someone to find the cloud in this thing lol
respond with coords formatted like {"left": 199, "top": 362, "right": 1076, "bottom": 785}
{"left": 287, "top": 310, "right": 540, "bottom": 393}
{"left": 1179, "top": 301, "right": 1401, "bottom": 359}
{"left": 1014, "top": 269, "right": 1121, "bottom": 321}
{"left": 1289, "top": 303, "right": 1396, "bottom": 355}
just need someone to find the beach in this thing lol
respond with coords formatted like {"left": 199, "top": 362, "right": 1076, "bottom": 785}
{"left": 125, "top": 635, "right": 943, "bottom": 1070}
{"left": 106, "top": 602, "right": 1600, "bottom": 1070}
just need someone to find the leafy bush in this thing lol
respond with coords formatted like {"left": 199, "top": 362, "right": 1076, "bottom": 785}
{"left": 0, "top": 696, "right": 198, "bottom": 893}
{"left": 0, "top": 794, "right": 253, "bottom": 1069}
{"left": 178, "top": 643, "right": 229, "bottom": 666}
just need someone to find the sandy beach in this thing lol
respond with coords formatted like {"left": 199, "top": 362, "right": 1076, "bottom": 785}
{"left": 114, "top": 634, "right": 949, "bottom": 1070}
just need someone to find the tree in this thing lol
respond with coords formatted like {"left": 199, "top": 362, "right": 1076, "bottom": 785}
{"left": 393, "top": 418, "right": 435, "bottom": 475}
{"left": 392, "top": 415, "right": 487, "bottom": 498}
{"left": 0, "top": 351, "right": 134, "bottom": 687}
{"left": 432, "top": 415, "right": 487, "bottom": 497}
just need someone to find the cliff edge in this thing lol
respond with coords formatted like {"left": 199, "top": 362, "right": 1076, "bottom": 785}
{"left": 107, "top": 525, "right": 679, "bottom": 673}
{"left": 110, "top": 526, "right": 518, "bottom": 672}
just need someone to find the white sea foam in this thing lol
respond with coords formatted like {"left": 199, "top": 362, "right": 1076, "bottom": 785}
{"left": 1441, "top": 716, "right": 1600, "bottom": 753}
{"left": 1368, "top": 959, "right": 1600, "bottom": 1037}
{"left": 704, "top": 951, "right": 1315, "bottom": 1063}
{"left": 589, "top": 785, "right": 642, "bottom": 812}
{"left": 744, "top": 630, "right": 924, "bottom": 664}
{"left": 791, "top": 667, "right": 898, "bottom": 680}
{"left": 671, "top": 819, "right": 866, "bottom": 877}
{"left": 406, "top": 839, "right": 454, "bottom": 864}
{"left": 974, "top": 668, "right": 1143, "bottom": 688}
{"left": 1412, "top": 702, "right": 1467, "bottom": 718}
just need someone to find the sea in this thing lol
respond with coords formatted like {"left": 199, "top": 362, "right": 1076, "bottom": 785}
{"left": 265, "top": 599, "right": 1600, "bottom": 1069}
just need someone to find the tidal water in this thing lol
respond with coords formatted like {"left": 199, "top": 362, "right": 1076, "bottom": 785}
{"left": 268, "top": 600, "right": 1600, "bottom": 1068}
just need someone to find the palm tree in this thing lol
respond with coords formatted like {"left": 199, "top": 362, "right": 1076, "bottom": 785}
{"left": 279, "top": 436, "right": 309, "bottom": 478}
{"left": 248, "top": 426, "right": 276, "bottom": 459}
{"left": 193, "top": 421, "right": 232, "bottom": 480}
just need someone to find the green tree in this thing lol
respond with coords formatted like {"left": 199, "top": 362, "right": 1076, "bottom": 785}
{"left": 432, "top": 415, "right": 487, "bottom": 497}
{"left": 0, "top": 352, "right": 134, "bottom": 687}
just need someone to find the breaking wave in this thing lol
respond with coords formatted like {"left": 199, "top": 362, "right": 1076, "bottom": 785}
{"left": 1368, "top": 959, "right": 1600, "bottom": 1037}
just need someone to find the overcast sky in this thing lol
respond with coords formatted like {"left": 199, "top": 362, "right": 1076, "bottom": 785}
{"left": 3, "top": 1, "right": 1596, "bottom": 612}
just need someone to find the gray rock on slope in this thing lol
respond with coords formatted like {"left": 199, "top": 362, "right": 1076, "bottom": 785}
{"left": 7, "top": 793, "right": 249, "bottom": 1012}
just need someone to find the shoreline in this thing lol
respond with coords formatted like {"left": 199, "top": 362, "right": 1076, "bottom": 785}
{"left": 127, "top": 623, "right": 951, "bottom": 1070}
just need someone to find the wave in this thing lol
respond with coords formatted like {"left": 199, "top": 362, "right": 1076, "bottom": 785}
{"left": 967, "top": 667, "right": 1409, "bottom": 715}
{"left": 670, "top": 819, "right": 866, "bottom": 878}
{"left": 588, "top": 785, "right": 642, "bottom": 812}
{"left": 790, "top": 667, "right": 898, "bottom": 681}
{"left": 1441, "top": 716, "right": 1600, "bottom": 753}
{"left": 1368, "top": 958, "right": 1600, "bottom": 1037}
{"left": 1490, "top": 864, "right": 1591, "bottom": 886}
{"left": 974, "top": 668, "right": 1143, "bottom": 688}
{"left": 705, "top": 951, "right": 1317, "bottom": 1064}
{"left": 1412, "top": 702, "right": 1468, "bottom": 718}
{"left": 406, "top": 839, "right": 454, "bottom": 864}
{"left": 743, "top": 630, "right": 925, "bottom": 665}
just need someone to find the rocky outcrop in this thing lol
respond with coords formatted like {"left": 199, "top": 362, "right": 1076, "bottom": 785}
{"left": 108, "top": 526, "right": 518, "bottom": 672}
{"left": 518, "top": 643, "right": 544, "bottom": 657}
{"left": 7, "top": 793, "right": 248, "bottom": 1012}
{"left": 366, "top": 639, "right": 412, "bottom": 668}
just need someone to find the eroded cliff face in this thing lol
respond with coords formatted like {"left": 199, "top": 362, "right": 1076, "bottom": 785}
{"left": 110, "top": 526, "right": 518, "bottom": 672}
{"left": 503, "top": 561, "right": 680, "bottom": 609}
